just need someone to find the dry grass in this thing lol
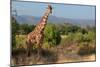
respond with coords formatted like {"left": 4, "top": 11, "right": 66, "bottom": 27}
{"left": 11, "top": 35, "right": 96, "bottom": 66}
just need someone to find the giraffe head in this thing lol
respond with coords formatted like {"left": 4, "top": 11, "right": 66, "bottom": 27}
{"left": 46, "top": 5, "right": 52, "bottom": 14}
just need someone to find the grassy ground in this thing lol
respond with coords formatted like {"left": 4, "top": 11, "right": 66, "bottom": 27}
{"left": 11, "top": 35, "right": 96, "bottom": 66}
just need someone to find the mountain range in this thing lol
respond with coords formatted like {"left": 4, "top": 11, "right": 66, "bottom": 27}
{"left": 14, "top": 15, "right": 95, "bottom": 27}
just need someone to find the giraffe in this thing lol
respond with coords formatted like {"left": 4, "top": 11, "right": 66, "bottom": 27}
{"left": 26, "top": 5, "right": 52, "bottom": 57}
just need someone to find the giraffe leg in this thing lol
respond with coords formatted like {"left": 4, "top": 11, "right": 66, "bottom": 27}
{"left": 37, "top": 42, "right": 43, "bottom": 61}
{"left": 26, "top": 40, "right": 32, "bottom": 57}
{"left": 26, "top": 41, "right": 30, "bottom": 56}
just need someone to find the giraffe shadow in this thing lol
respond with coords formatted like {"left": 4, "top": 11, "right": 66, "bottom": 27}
{"left": 40, "top": 49, "right": 58, "bottom": 64}
{"left": 11, "top": 48, "right": 27, "bottom": 66}
{"left": 27, "top": 48, "right": 58, "bottom": 64}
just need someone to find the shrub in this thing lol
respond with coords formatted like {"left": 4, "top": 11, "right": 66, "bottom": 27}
{"left": 15, "top": 35, "right": 27, "bottom": 49}
{"left": 66, "top": 32, "right": 84, "bottom": 43}
{"left": 74, "top": 32, "right": 83, "bottom": 43}
{"left": 66, "top": 33, "right": 74, "bottom": 42}
{"left": 77, "top": 42, "right": 95, "bottom": 55}
{"left": 44, "top": 23, "right": 61, "bottom": 47}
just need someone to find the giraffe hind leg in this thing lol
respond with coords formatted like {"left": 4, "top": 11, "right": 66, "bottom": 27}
{"left": 26, "top": 40, "right": 32, "bottom": 57}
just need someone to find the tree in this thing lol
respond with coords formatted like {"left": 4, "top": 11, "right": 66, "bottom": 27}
{"left": 55, "top": 23, "right": 82, "bottom": 35}
{"left": 27, "top": 24, "right": 35, "bottom": 33}
{"left": 12, "top": 17, "right": 19, "bottom": 47}
{"left": 44, "top": 23, "right": 61, "bottom": 47}
{"left": 19, "top": 24, "right": 29, "bottom": 34}
{"left": 18, "top": 24, "right": 35, "bottom": 34}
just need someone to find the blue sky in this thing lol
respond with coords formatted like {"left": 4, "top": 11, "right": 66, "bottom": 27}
{"left": 12, "top": 1, "right": 95, "bottom": 20}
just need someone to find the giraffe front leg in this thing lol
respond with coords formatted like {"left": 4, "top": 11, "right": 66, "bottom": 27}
{"left": 37, "top": 42, "right": 43, "bottom": 61}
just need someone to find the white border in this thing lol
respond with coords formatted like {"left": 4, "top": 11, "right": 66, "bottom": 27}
{"left": 0, "top": 0, "right": 10, "bottom": 67}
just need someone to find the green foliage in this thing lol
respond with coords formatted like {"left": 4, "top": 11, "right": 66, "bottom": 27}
{"left": 65, "top": 32, "right": 84, "bottom": 43}
{"left": 67, "top": 25, "right": 81, "bottom": 33}
{"left": 11, "top": 17, "right": 35, "bottom": 48}
{"left": 77, "top": 42, "right": 96, "bottom": 55}
{"left": 64, "top": 27, "right": 96, "bottom": 55}
{"left": 80, "top": 28, "right": 88, "bottom": 34}
{"left": 11, "top": 17, "right": 95, "bottom": 55}
{"left": 12, "top": 17, "right": 19, "bottom": 47}
{"left": 12, "top": 34, "right": 16, "bottom": 47}
{"left": 56, "top": 23, "right": 83, "bottom": 35}
{"left": 65, "top": 30, "right": 95, "bottom": 43}
{"left": 73, "top": 32, "right": 84, "bottom": 42}
{"left": 18, "top": 24, "right": 29, "bottom": 34}
{"left": 28, "top": 25, "right": 35, "bottom": 33}
{"left": 75, "top": 30, "right": 96, "bottom": 55}
{"left": 44, "top": 23, "right": 61, "bottom": 47}
{"left": 18, "top": 24, "right": 35, "bottom": 34}
{"left": 87, "top": 31, "right": 95, "bottom": 42}
{"left": 15, "top": 35, "right": 26, "bottom": 49}
{"left": 12, "top": 17, "right": 19, "bottom": 34}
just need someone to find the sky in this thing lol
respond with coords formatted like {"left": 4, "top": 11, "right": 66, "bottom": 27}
{"left": 12, "top": 1, "right": 95, "bottom": 20}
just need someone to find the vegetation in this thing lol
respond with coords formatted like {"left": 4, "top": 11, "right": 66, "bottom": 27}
{"left": 18, "top": 24, "right": 35, "bottom": 34}
{"left": 11, "top": 17, "right": 96, "bottom": 65}
{"left": 44, "top": 23, "right": 61, "bottom": 48}
{"left": 12, "top": 17, "right": 19, "bottom": 47}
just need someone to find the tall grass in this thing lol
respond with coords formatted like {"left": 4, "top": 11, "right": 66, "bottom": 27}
{"left": 15, "top": 35, "right": 27, "bottom": 49}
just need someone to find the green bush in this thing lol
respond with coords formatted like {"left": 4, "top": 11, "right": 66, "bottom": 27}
{"left": 65, "top": 33, "right": 74, "bottom": 42}
{"left": 44, "top": 23, "right": 61, "bottom": 47}
{"left": 15, "top": 35, "right": 26, "bottom": 48}
{"left": 77, "top": 42, "right": 95, "bottom": 55}
{"left": 77, "top": 31, "right": 96, "bottom": 55}
{"left": 18, "top": 24, "right": 35, "bottom": 34}
{"left": 66, "top": 32, "right": 84, "bottom": 43}
{"left": 74, "top": 32, "right": 83, "bottom": 42}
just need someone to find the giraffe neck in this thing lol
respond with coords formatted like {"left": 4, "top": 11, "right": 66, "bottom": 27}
{"left": 33, "top": 10, "right": 50, "bottom": 33}
{"left": 40, "top": 12, "right": 49, "bottom": 24}
{"left": 31, "top": 5, "right": 52, "bottom": 34}
{"left": 38, "top": 5, "right": 51, "bottom": 25}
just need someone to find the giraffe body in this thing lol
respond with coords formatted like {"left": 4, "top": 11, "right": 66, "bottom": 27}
{"left": 26, "top": 5, "right": 52, "bottom": 56}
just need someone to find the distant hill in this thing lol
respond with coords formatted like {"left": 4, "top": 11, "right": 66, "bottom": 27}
{"left": 14, "top": 15, "right": 95, "bottom": 27}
